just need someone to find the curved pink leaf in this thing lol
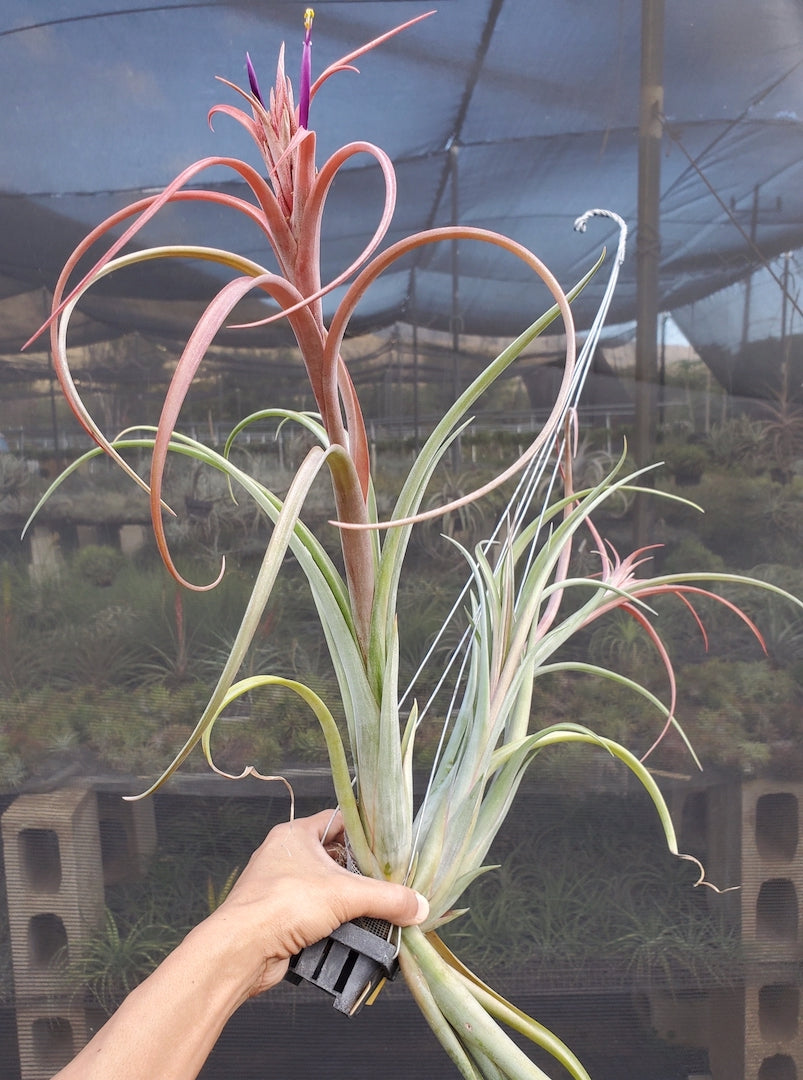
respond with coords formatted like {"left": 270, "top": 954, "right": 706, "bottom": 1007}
{"left": 148, "top": 271, "right": 324, "bottom": 590}
{"left": 629, "top": 584, "right": 767, "bottom": 654}
{"left": 622, "top": 604, "right": 678, "bottom": 759}
{"left": 25, "top": 195, "right": 275, "bottom": 505}
{"left": 310, "top": 11, "right": 436, "bottom": 101}
{"left": 29, "top": 156, "right": 295, "bottom": 354}
{"left": 336, "top": 357, "right": 371, "bottom": 499}
{"left": 579, "top": 577, "right": 768, "bottom": 760}
{"left": 674, "top": 591, "right": 710, "bottom": 651}
{"left": 326, "top": 226, "right": 577, "bottom": 530}
{"left": 228, "top": 140, "right": 397, "bottom": 340}
{"left": 208, "top": 99, "right": 262, "bottom": 146}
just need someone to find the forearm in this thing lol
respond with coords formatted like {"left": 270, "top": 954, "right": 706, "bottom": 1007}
{"left": 51, "top": 810, "right": 428, "bottom": 1080}
{"left": 53, "top": 915, "right": 256, "bottom": 1080}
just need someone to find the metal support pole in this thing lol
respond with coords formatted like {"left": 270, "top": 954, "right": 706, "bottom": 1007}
{"left": 450, "top": 143, "right": 462, "bottom": 470}
{"left": 633, "top": 0, "right": 665, "bottom": 549}
{"left": 411, "top": 268, "right": 420, "bottom": 452}
{"left": 739, "top": 186, "right": 760, "bottom": 360}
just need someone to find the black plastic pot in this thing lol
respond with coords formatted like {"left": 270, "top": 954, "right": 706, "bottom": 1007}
{"left": 285, "top": 916, "right": 399, "bottom": 1016}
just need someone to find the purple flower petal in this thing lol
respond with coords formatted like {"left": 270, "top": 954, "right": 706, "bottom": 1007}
{"left": 246, "top": 52, "right": 264, "bottom": 105}
{"left": 299, "top": 8, "right": 314, "bottom": 129}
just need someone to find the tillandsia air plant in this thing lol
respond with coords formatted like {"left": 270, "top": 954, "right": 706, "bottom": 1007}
{"left": 26, "top": 10, "right": 802, "bottom": 1080}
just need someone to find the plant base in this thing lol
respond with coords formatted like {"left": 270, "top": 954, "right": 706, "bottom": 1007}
{"left": 285, "top": 917, "right": 399, "bottom": 1016}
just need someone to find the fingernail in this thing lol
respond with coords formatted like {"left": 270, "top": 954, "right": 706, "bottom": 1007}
{"left": 413, "top": 891, "right": 430, "bottom": 924}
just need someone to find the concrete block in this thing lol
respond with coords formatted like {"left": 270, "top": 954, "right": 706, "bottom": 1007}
{"left": 97, "top": 792, "right": 157, "bottom": 885}
{"left": 28, "top": 526, "right": 62, "bottom": 584}
{"left": 119, "top": 523, "right": 147, "bottom": 557}
{"left": 677, "top": 780, "right": 803, "bottom": 1079}
{"left": 745, "top": 977, "right": 802, "bottom": 1080}
{"left": 741, "top": 781, "right": 803, "bottom": 961}
{"left": 14, "top": 998, "right": 89, "bottom": 1080}
{"left": 701, "top": 780, "right": 803, "bottom": 959}
{"left": 2, "top": 789, "right": 104, "bottom": 996}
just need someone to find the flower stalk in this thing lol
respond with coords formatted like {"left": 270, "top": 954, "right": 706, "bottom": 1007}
{"left": 299, "top": 8, "right": 314, "bottom": 129}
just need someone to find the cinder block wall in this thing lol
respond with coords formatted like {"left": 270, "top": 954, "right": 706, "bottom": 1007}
{"left": 703, "top": 779, "right": 802, "bottom": 1080}
{"left": 2, "top": 788, "right": 159, "bottom": 1077}
{"left": 741, "top": 782, "right": 803, "bottom": 1080}
{"left": 2, "top": 788, "right": 105, "bottom": 1079}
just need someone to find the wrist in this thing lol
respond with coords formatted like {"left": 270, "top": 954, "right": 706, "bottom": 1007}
{"left": 197, "top": 902, "right": 287, "bottom": 1000}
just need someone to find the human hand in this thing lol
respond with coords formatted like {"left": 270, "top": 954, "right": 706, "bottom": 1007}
{"left": 203, "top": 809, "right": 429, "bottom": 999}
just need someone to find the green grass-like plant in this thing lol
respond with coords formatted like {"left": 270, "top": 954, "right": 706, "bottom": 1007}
{"left": 445, "top": 793, "right": 741, "bottom": 995}
{"left": 59, "top": 909, "right": 179, "bottom": 1015}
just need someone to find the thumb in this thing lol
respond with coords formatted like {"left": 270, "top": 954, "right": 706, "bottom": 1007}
{"left": 343, "top": 875, "right": 429, "bottom": 928}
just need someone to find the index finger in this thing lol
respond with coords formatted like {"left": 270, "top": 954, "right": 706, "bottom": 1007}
{"left": 306, "top": 807, "right": 344, "bottom": 845}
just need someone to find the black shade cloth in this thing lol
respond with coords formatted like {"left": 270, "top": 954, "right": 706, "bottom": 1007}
{"left": 3, "top": 0, "right": 803, "bottom": 357}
